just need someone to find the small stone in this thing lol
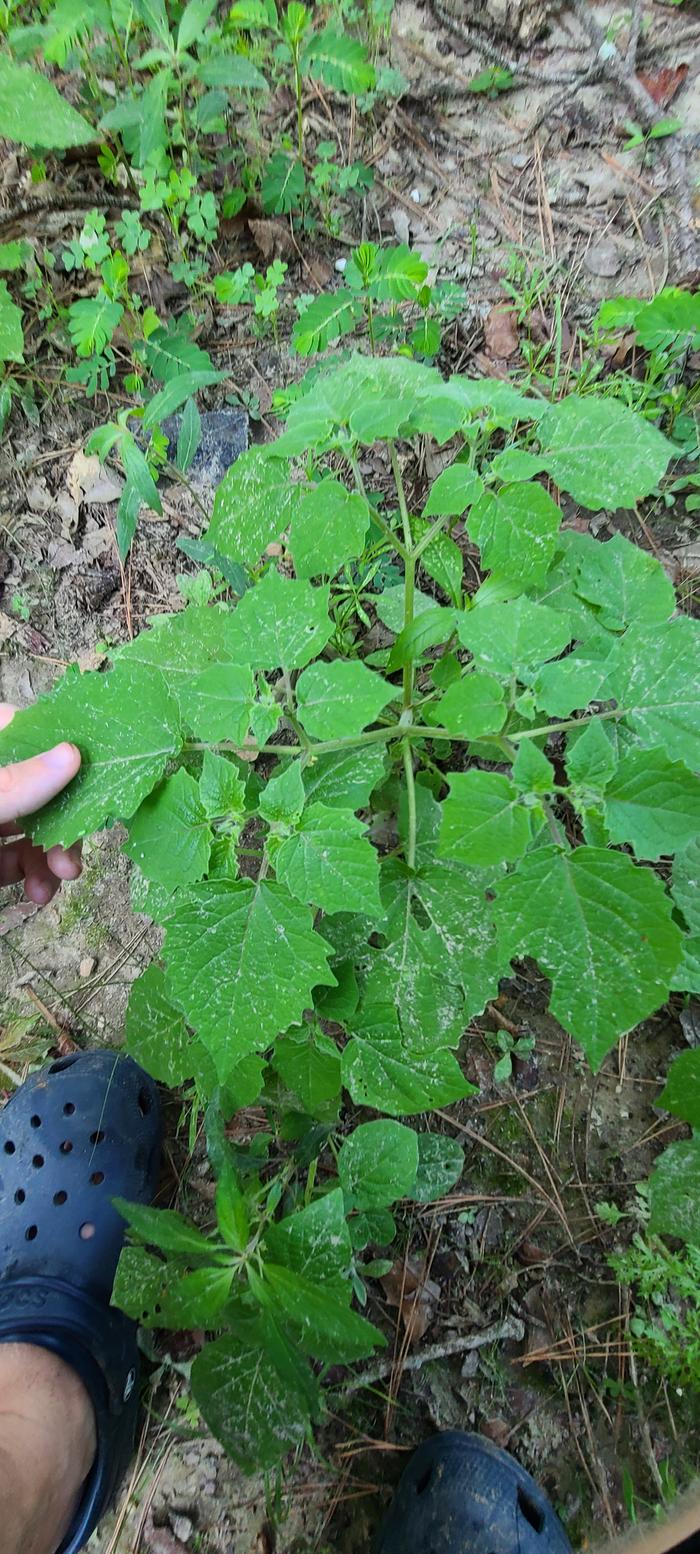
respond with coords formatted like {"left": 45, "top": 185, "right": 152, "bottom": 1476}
{"left": 335, "top": 256, "right": 347, "bottom": 273}
{"left": 158, "top": 408, "right": 249, "bottom": 495}
{"left": 410, "top": 188, "right": 421, "bottom": 203}
{"left": 170, "top": 1515, "right": 194, "bottom": 1544}
{"left": 511, "top": 152, "right": 529, "bottom": 170}
{"left": 583, "top": 239, "right": 622, "bottom": 278}
{"left": 79, "top": 956, "right": 97, "bottom": 979}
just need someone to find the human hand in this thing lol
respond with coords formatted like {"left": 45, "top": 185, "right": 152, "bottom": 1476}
{"left": 0, "top": 704, "right": 82, "bottom": 904}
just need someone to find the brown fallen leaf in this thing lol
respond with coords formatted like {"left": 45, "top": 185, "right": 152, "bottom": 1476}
{"left": 248, "top": 217, "right": 296, "bottom": 263}
{"left": 381, "top": 1255, "right": 441, "bottom": 1345}
{"left": 483, "top": 303, "right": 519, "bottom": 360}
{"left": 637, "top": 64, "right": 688, "bottom": 108}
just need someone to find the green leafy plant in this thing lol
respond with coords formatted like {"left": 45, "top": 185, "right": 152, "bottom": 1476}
{"left": 486, "top": 1027, "right": 535, "bottom": 1084}
{"left": 622, "top": 116, "right": 682, "bottom": 156}
{"left": 292, "top": 241, "right": 466, "bottom": 357}
{"left": 1, "top": 351, "right": 699, "bottom": 1470}
{"left": 610, "top": 1233, "right": 700, "bottom": 1392}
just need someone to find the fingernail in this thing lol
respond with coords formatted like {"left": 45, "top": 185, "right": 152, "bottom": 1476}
{"left": 44, "top": 742, "right": 80, "bottom": 771}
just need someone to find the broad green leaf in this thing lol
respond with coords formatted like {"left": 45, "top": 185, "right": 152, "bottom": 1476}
{"left": 261, "top": 153, "right": 305, "bottom": 214}
{"left": 489, "top": 449, "right": 546, "bottom": 482}
{"left": 374, "top": 584, "right": 435, "bottom": 633}
{"left": 291, "top": 479, "right": 370, "bottom": 578}
{"left": 125, "top": 965, "right": 192, "bottom": 1087}
{"left": 0, "top": 661, "right": 181, "bottom": 850}
{"left": 164, "top": 880, "right": 335, "bottom": 1077}
{"left": 125, "top": 768, "right": 211, "bottom": 887}
{"left": 314, "top": 960, "right": 359, "bottom": 1022}
{"left": 113, "top": 1246, "right": 233, "bottom": 1328}
{"left": 573, "top": 532, "right": 674, "bottom": 630}
{"left": 196, "top": 54, "right": 268, "bottom": 89}
{"left": 672, "top": 837, "right": 700, "bottom": 933}
{"left": 367, "top": 912, "right": 466, "bottom": 1051}
{"left": 409, "top": 315, "right": 441, "bottom": 357}
{"left": 440, "top": 771, "right": 532, "bottom": 866}
{"left": 115, "top": 1199, "right": 213, "bottom": 1258}
{"left": 342, "top": 1028, "right": 472, "bottom": 1116}
{"left": 302, "top": 26, "right": 375, "bottom": 93}
{"left": 192, "top": 1318, "right": 320, "bottom": 1472}
{"left": 607, "top": 619, "right": 700, "bottom": 766}
{"left": 130, "top": 867, "right": 177, "bottom": 925}
{"left": 423, "top": 463, "right": 484, "bottom": 516}
{"left": 145, "top": 326, "right": 215, "bottom": 383}
{"left": 273, "top": 1026, "right": 341, "bottom": 1116}
{"left": 177, "top": 0, "right": 218, "bottom": 51}
{"left": 338, "top": 1119, "right": 419, "bottom": 1209}
{"left": 291, "top": 290, "right": 363, "bottom": 355}
{"left": 67, "top": 296, "right": 123, "bottom": 357}
{"left": 657, "top": 1050, "right": 700, "bottom": 1130}
{"left": 276, "top": 803, "right": 382, "bottom": 915}
{"left": 223, "top": 570, "right": 333, "bottom": 670}
{"left": 349, "top": 1209, "right": 396, "bottom": 1249}
{"left": 411, "top": 1134, "right": 464, "bottom": 1202}
{"left": 457, "top": 597, "right": 571, "bottom": 679}
{"left": 142, "top": 369, "right": 225, "bottom": 427}
{"left": 259, "top": 761, "right": 305, "bottom": 825}
{"left": 539, "top": 395, "right": 673, "bottom": 509}
{"left": 603, "top": 748, "right": 700, "bottom": 860}
{"left": 296, "top": 659, "right": 394, "bottom": 741}
{"left": 469, "top": 483, "right": 562, "bottom": 587}
{"left": 0, "top": 56, "right": 95, "bottom": 147}
{"left": 206, "top": 449, "right": 303, "bottom": 567}
{"left": 0, "top": 240, "right": 31, "bottom": 271}
{"left": 494, "top": 845, "right": 682, "bottom": 1068}
{"left": 412, "top": 516, "right": 463, "bottom": 604}
{"left": 301, "top": 744, "right": 387, "bottom": 809}
{"left": 182, "top": 662, "right": 255, "bottom": 741}
{"left": 259, "top": 1263, "right": 382, "bottom": 1363}
{"left": 199, "top": 749, "right": 246, "bottom": 819}
{"left": 408, "top": 858, "right": 507, "bottom": 1017}
{"left": 565, "top": 719, "right": 617, "bottom": 789}
{"left": 0, "top": 280, "right": 24, "bottom": 363}
{"left": 674, "top": 934, "right": 700, "bottom": 995}
{"left": 370, "top": 244, "right": 428, "bottom": 301}
{"left": 430, "top": 671, "right": 506, "bottom": 739}
{"left": 176, "top": 397, "right": 202, "bottom": 473}
{"left": 534, "top": 637, "right": 616, "bottom": 716}
{"left": 512, "top": 741, "right": 556, "bottom": 793}
{"left": 388, "top": 606, "right": 456, "bottom": 670}
{"left": 349, "top": 397, "right": 414, "bottom": 444}
{"left": 264, "top": 1189, "right": 350, "bottom": 1283}
{"left": 117, "top": 605, "right": 244, "bottom": 718}
{"left": 648, "top": 1136, "right": 700, "bottom": 1246}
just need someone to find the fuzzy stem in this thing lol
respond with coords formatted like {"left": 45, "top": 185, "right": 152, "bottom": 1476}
{"left": 402, "top": 739, "right": 417, "bottom": 870}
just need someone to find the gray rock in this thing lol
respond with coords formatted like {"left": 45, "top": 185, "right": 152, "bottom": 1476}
{"left": 159, "top": 408, "right": 249, "bottom": 492}
{"left": 583, "top": 239, "right": 622, "bottom": 278}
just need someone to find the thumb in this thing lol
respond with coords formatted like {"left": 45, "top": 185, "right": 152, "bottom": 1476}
{"left": 0, "top": 741, "right": 81, "bottom": 824}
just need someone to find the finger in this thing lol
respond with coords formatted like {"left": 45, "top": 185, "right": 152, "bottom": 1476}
{"left": 46, "top": 842, "right": 82, "bottom": 880}
{"left": 0, "top": 704, "right": 17, "bottom": 733}
{"left": 23, "top": 864, "right": 60, "bottom": 905}
{"left": 0, "top": 742, "right": 81, "bottom": 825}
{"left": 0, "top": 841, "right": 24, "bottom": 886}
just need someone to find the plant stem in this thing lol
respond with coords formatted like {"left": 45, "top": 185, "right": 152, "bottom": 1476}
{"left": 347, "top": 450, "right": 408, "bottom": 561}
{"left": 402, "top": 739, "right": 417, "bottom": 869}
{"left": 184, "top": 708, "right": 624, "bottom": 762}
{"left": 413, "top": 511, "right": 454, "bottom": 561}
{"left": 389, "top": 440, "right": 415, "bottom": 710}
{"left": 293, "top": 52, "right": 304, "bottom": 162}
{"left": 366, "top": 295, "right": 376, "bottom": 355}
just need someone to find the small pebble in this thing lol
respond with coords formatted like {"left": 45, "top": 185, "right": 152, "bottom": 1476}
{"left": 410, "top": 188, "right": 421, "bottom": 203}
{"left": 170, "top": 1515, "right": 194, "bottom": 1544}
{"left": 582, "top": 239, "right": 621, "bottom": 278}
{"left": 79, "top": 956, "right": 97, "bottom": 978}
{"left": 335, "top": 257, "right": 347, "bottom": 272}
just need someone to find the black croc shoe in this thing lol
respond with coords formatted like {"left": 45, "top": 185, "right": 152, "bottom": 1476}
{"left": 374, "top": 1430, "right": 573, "bottom": 1554}
{"left": 0, "top": 1051, "right": 162, "bottom": 1554}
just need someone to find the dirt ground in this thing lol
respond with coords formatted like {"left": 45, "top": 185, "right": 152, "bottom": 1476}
{"left": 2, "top": 2, "right": 700, "bottom": 1550}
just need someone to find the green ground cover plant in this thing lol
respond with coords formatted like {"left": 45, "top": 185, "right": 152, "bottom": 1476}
{"left": 2, "top": 348, "right": 700, "bottom": 1466}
